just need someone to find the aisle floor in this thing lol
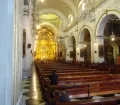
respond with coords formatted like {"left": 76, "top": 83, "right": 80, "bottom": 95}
{"left": 22, "top": 65, "right": 45, "bottom": 105}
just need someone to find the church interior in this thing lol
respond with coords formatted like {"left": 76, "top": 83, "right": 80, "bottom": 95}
{"left": 1, "top": 0, "right": 120, "bottom": 105}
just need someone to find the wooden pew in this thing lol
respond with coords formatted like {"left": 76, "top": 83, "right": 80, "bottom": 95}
{"left": 45, "top": 74, "right": 120, "bottom": 85}
{"left": 55, "top": 96, "right": 120, "bottom": 105}
{"left": 47, "top": 80, "right": 120, "bottom": 101}
{"left": 43, "top": 71, "right": 109, "bottom": 78}
{"left": 35, "top": 61, "right": 120, "bottom": 105}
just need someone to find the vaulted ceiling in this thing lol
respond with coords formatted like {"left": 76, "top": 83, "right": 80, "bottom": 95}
{"left": 34, "top": 0, "right": 80, "bottom": 18}
{"left": 33, "top": 0, "right": 82, "bottom": 29}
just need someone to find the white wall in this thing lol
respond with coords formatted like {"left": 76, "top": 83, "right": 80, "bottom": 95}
{"left": 64, "top": 0, "right": 120, "bottom": 63}
{"left": 22, "top": 5, "right": 33, "bottom": 78}
{"left": 0, "top": 0, "right": 17, "bottom": 105}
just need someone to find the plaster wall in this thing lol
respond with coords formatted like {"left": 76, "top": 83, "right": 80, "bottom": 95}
{"left": 65, "top": 0, "right": 120, "bottom": 63}
{"left": 22, "top": 7, "right": 33, "bottom": 78}
{"left": 0, "top": 0, "right": 23, "bottom": 105}
{"left": 0, "top": 1, "right": 13, "bottom": 104}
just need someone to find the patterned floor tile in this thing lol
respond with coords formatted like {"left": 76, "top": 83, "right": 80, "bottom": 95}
{"left": 23, "top": 95, "right": 31, "bottom": 100}
{"left": 22, "top": 80, "right": 31, "bottom": 84}
{"left": 22, "top": 89, "right": 30, "bottom": 93}
{"left": 22, "top": 65, "right": 44, "bottom": 105}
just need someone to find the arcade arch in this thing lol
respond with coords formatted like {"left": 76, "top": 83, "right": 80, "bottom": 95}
{"left": 79, "top": 28, "right": 91, "bottom": 63}
{"left": 96, "top": 13, "right": 120, "bottom": 64}
{"left": 69, "top": 35, "right": 76, "bottom": 61}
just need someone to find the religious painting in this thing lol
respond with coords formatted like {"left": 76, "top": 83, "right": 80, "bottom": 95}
{"left": 98, "top": 45, "right": 104, "bottom": 57}
{"left": 23, "top": 29, "right": 26, "bottom": 58}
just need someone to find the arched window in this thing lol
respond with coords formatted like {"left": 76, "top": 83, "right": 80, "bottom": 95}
{"left": 78, "top": 0, "right": 88, "bottom": 16}
{"left": 68, "top": 14, "right": 73, "bottom": 25}
{"left": 82, "top": 1, "right": 86, "bottom": 11}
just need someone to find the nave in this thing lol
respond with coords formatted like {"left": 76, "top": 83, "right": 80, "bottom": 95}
{"left": 34, "top": 61, "right": 120, "bottom": 105}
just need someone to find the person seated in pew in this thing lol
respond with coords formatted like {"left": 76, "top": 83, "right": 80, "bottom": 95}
{"left": 49, "top": 70, "right": 58, "bottom": 85}
{"left": 59, "top": 88, "right": 70, "bottom": 102}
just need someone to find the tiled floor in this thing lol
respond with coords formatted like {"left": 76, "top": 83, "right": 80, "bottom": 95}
{"left": 22, "top": 65, "right": 45, "bottom": 105}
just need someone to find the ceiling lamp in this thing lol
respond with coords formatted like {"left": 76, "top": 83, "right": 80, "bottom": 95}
{"left": 110, "top": 19, "right": 115, "bottom": 41}
{"left": 110, "top": 32, "right": 115, "bottom": 41}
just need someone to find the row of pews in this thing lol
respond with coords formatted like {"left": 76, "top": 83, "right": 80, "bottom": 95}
{"left": 35, "top": 61, "right": 120, "bottom": 105}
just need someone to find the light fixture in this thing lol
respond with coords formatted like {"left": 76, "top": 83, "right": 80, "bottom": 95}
{"left": 35, "top": 35, "right": 38, "bottom": 39}
{"left": 94, "top": 40, "right": 98, "bottom": 46}
{"left": 36, "top": 24, "right": 40, "bottom": 29}
{"left": 110, "top": 33, "right": 115, "bottom": 41}
{"left": 110, "top": 19, "right": 115, "bottom": 41}
{"left": 35, "top": 40, "right": 38, "bottom": 44}
{"left": 84, "top": 44, "right": 87, "bottom": 47}
{"left": 40, "top": 0, "right": 44, "bottom": 3}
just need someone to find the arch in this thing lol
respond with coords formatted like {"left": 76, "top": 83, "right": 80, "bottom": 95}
{"left": 96, "top": 10, "right": 120, "bottom": 37}
{"left": 69, "top": 35, "right": 76, "bottom": 61}
{"left": 96, "top": 10, "right": 120, "bottom": 64}
{"left": 69, "top": 33, "right": 76, "bottom": 46}
{"left": 38, "top": 8, "right": 68, "bottom": 28}
{"left": 79, "top": 26, "right": 91, "bottom": 63}
{"left": 79, "top": 26, "right": 91, "bottom": 42}
{"left": 69, "top": 35, "right": 76, "bottom": 46}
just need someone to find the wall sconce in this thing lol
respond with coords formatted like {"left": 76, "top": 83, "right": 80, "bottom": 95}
{"left": 35, "top": 35, "right": 38, "bottom": 39}
{"left": 94, "top": 40, "right": 98, "bottom": 46}
{"left": 84, "top": 44, "right": 87, "bottom": 47}
{"left": 36, "top": 24, "right": 40, "bottom": 29}
{"left": 35, "top": 40, "right": 38, "bottom": 44}
{"left": 94, "top": 42, "right": 98, "bottom": 46}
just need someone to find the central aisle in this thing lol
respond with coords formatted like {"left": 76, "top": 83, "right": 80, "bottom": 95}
{"left": 22, "top": 65, "right": 45, "bottom": 105}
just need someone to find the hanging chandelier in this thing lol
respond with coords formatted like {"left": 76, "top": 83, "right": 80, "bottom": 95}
{"left": 110, "top": 18, "right": 115, "bottom": 41}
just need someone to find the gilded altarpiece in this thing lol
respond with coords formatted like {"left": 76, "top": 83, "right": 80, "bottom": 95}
{"left": 35, "top": 27, "right": 57, "bottom": 60}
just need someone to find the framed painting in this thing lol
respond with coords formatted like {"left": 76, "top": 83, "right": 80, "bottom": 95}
{"left": 98, "top": 45, "right": 104, "bottom": 57}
